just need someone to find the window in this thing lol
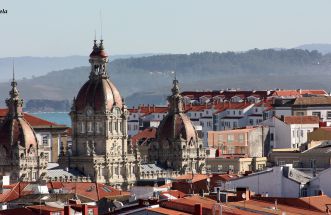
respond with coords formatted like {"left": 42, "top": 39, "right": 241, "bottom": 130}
{"left": 128, "top": 124, "right": 131, "bottom": 131}
{"left": 279, "top": 161, "right": 285, "bottom": 166}
{"left": 32, "top": 171, "right": 37, "bottom": 180}
{"left": 227, "top": 146, "right": 235, "bottom": 154}
{"left": 80, "top": 122, "right": 85, "bottom": 133}
{"left": 257, "top": 164, "right": 265, "bottom": 170}
{"left": 115, "top": 122, "right": 118, "bottom": 132}
{"left": 96, "top": 122, "right": 100, "bottom": 133}
{"left": 270, "top": 133, "right": 274, "bottom": 141}
{"left": 312, "top": 111, "right": 321, "bottom": 119}
{"left": 87, "top": 122, "right": 93, "bottom": 133}
{"left": 296, "top": 112, "right": 304, "bottom": 116}
{"left": 327, "top": 111, "right": 331, "bottom": 119}
{"left": 293, "top": 161, "right": 300, "bottom": 167}
{"left": 88, "top": 208, "right": 94, "bottom": 215}
{"left": 42, "top": 135, "right": 49, "bottom": 145}
{"left": 217, "top": 165, "right": 223, "bottom": 171}
{"left": 218, "top": 135, "right": 223, "bottom": 143}
{"left": 51, "top": 212, "right": 61, "bottom": 215}
{"left": 249, "top": 119, "right": 254, "bottom": 125}
{"left": 227, "top": 134, "right": 234, "bottom": 143}
{"left": 229, "top": 165, "right": 234, "bottom": 171}
{"left": 301, "top": 188, "right": 307, "bottom": 197}
{"left": 120, "top": 123, "right": 123, "bottom": 133}
{"left": 301, "top": 130, "right": 304, "bottom": 137}
{"left": 233, "top": 122, "right": 237, "bottom": 128}
{"left": 239, "top": 134, "right": 244, "bottom": 143}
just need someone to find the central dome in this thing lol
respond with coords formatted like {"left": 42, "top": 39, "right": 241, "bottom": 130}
{"left": 74, "top": 40, "right": 123, "bottom": 112}
{"left": 75, "top": 78, "right": 123, "bottom": 112}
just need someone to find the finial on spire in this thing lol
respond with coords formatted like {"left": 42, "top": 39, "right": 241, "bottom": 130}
{"left": 12, "top": 59, "right": 15, "bottom": 81}
{"left": 100, "top": 10, "right": 103, "bottom": 40}
{"left": 11, "top": 59, "right": 17, "bottom": 88}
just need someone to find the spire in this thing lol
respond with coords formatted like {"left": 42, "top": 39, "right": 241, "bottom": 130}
{"left": 168, "top": 78, "right": 184, "bottom": 114}
{"left": 6, "top": 60, "right": 24, "bottom": 118}
{"left": 93, "top": 31, "right": 98, "bottom": 51}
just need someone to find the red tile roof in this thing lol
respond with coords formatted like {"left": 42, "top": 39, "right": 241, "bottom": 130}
{"left": 131, "top": 127, "right": 156, "bottom": 145}
{"left": 283, "top": 116, "right": 320, "bottom": 124}
{"left": 0, "top": 182, "right": 30, "bottom": 203}
{"left": 128, "top": 106, "right": 168, "bottom": 114}
{"left": 175, "top": 174, "right": 210, "bottom": 183}
{"left": 147, "top": 207, "right": 190, "bottom": 215}
{"left": 161, "top": 195, "right": 255, "bottom": 215}
{"left": 160, "top": 190, "right": 186, "bottom": 198}
{"left": 47, "top": 182, "right": 130, "bottom": 201}
{"left": 0, "top": 108, "right": 66, "bottom": 128}
{"left": 272, "top": 89, "right": 327, "bottom": 97}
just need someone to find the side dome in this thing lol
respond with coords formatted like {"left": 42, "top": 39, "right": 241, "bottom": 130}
{"left": 0, "top": 117, "right": 38, "bottom": 150}
{"left": 157, "top": 113, "right": 198, "bottom": 142}
{"left": 157, "top": 79, "right": 199, "bottom": 143}
{"left": 0, "top": 75, "right": 38, "bottom": 152}
{"left": 75, "top": 78, "right": 123, "bottom": 112}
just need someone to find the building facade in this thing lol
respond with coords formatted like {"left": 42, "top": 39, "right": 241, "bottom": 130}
{"left": 0, "top": 75, "right": 48, "bottom": 182}
{"left": 148, "top": 79, "right": 206, "bottom": 174}
{"left": 59, "top": 40, "right": 139, "bottom": 188}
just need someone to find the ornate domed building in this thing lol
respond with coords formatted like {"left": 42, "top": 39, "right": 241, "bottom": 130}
{"left": 59, "top": 40, "right": 139, "bottom": 188}
{"left": 148, "top": 79, "right": 206, "bottom": 174}
{"left": 0, "top": 74, "right": 48, "bottom": 182}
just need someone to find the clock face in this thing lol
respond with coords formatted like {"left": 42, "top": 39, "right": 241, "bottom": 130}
{"left": 87, "top": 108, "right": 93, "bottom": 116}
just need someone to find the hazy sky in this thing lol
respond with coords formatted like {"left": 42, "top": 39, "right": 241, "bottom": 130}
{"left": 1, "top": 0, "right": 331, "bottom": 57}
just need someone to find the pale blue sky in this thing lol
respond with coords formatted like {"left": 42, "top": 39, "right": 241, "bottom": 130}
{"left": 1, "top": 0, "right": 331, "bottom": 57}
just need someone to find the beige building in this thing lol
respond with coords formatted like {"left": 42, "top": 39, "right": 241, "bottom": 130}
{"left": 59, "top": 40, "right": 139, "bottom": 188}
{"left": 206, "top": 157, "right": 267, "bottom": 174}
{"left": 148, "top": 79, "right": 206, "bottom": 174}
{"left": 208, "top": 126, "right": 269, "bottom": 158}
{"left": 269, "top": 142, "right": 331, "bottom": 170}
{"left": 0, "top": 75, "right": 48, "bottom": 182}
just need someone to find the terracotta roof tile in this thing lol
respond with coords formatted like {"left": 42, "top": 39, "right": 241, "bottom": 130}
{"left": 283, "top": 116, "right": 320, "bottom": 124}
{"left": 131, "top": 127, "right": 156, "bottom": 145}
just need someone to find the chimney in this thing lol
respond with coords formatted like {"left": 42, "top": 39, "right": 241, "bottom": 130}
{"left": 153, "top": 104, "right": 156, "bottom": 112}
{"left": 82, "top": 204, "right": 88, "bottom": 215}
{"left": 194, "top": 203, "right": 202, "bottom": 215}
{"left": 64, "top": 205, "right": 70, "bottom": 215}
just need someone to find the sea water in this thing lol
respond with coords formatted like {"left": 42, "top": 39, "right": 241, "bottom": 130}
{"left": 31, "top": 112, "right": 71, "bottom": 127}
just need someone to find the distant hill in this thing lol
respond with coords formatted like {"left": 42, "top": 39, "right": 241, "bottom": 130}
{"left": 0, "top": 54, "right": 159, "bottom": 82}
{"left": 1, "top": 48, "right": 331, "bottom": 108}
{"left": 296, "top": 44, "right": 331, "bottom": 55}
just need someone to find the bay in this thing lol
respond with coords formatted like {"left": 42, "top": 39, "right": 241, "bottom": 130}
{"left": 31, "top": 112, "right": 71, "bottom": 127}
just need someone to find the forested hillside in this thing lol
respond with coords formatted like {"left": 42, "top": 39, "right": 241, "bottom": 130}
{"left": 1, "top": 49, "right": 331, "bottom": 108}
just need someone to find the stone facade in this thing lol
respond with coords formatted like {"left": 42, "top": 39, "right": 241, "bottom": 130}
{"left": 148, "top": 79, "right": 206, "bottom": 174}
{"left": 59, "top": 40, "right": 140, "bottom": 188}
{"left": 0, "top": 74, "right": 48, "bottom": 182}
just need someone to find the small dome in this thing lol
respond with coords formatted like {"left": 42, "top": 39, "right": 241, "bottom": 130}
{"left": 75, "top": 78, "right": 123, "bottom": 112}
{"left": 89, "top": 49, "right": 108, "bottom": 58}
{"left": 0, "top": 117, "right": 38, "bottom": 150}
{"left": 157, "top": 113, "right": 198, "bottom": 142}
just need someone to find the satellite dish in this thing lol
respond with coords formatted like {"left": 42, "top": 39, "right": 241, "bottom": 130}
{"left": 242, "top": 193, "right": 246, "bottom": 199}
